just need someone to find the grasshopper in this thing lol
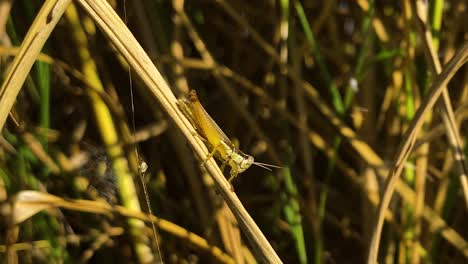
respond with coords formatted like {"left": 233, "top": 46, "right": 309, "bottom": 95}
{"left": 177, "top": 90, "right": 279, "bottom": 183}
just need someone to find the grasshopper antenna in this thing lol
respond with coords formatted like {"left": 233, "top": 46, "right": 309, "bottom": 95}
{"left": 253, "top": 162, "right": 282, "bottom": 171}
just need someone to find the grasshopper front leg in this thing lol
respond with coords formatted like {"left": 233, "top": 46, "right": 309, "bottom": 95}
{"left": 227, "top": 169, "right": 239, "bottom": 183}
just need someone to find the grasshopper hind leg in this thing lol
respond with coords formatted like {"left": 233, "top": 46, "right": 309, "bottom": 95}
{"left": 200, "top": 147, "right": 217, "bottom": 167}
{"left": 200, "top": 143, "right": 224, "bottom": 167}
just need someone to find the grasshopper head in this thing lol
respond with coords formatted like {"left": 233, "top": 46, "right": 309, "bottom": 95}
{"left": 227, "top": 149, "right": 280, "bottom": 183}
{"left": 230, "top": 150, "right": 254, "bottom": 174}
{"left": 239, "top": 155, "right": 254, "bottom": 173}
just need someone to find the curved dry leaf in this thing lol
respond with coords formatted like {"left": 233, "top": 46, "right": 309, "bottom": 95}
{"left": 13, "top": 191, "right": 59, "bottom": 224}
{"left": 13, "top": 190, "right": 112, "bottom": 225}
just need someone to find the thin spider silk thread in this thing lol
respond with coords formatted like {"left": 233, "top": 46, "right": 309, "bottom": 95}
{"left": 124, "top": 1, "right": 163, "bottom": 263}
